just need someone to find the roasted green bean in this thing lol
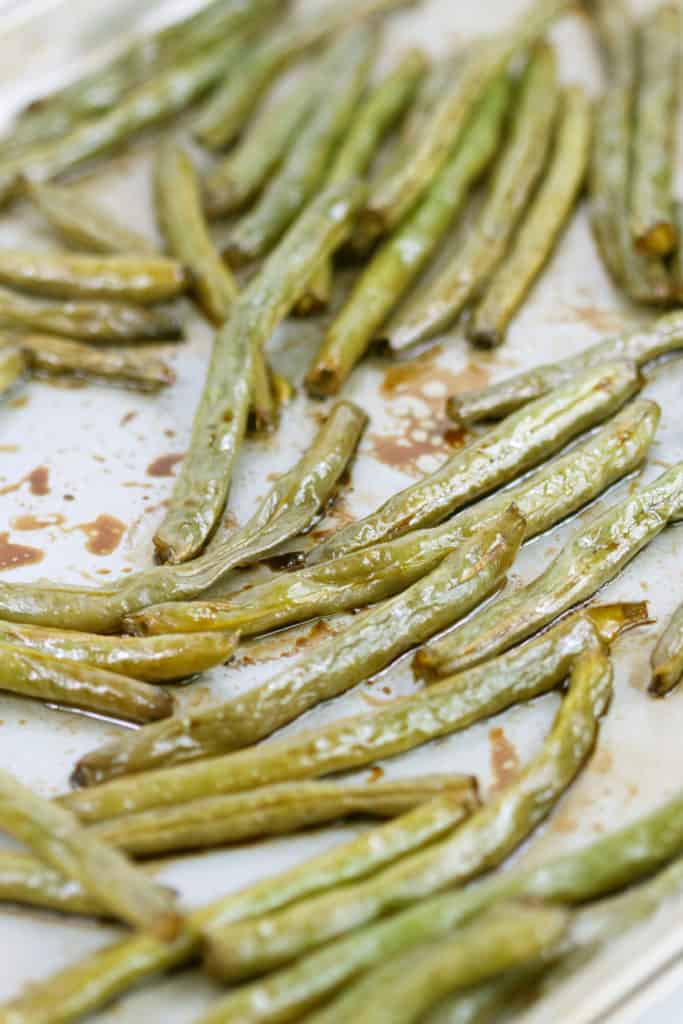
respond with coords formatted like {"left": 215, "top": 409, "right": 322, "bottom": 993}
{"left": 301, "top": 903, "right": 568, "bottom": 1024}
{"left": 73, "top": 508, "right": 523, "bottom": 785}
{"left": 23, "top": 180, "right": 155, "bottom": 254}
{"left": 82, "top": 607, "right": 643, "bottom": 823}
{"left": 650, "top": 601, "right": 683, "bottom": 695}
{"left": 205, "top": 649, "right": 611, "bottom": 982}
{"left": 249, "top": 344, "right": 278, "bottom": 433}
{"left": 629, "top": 4, "right": 680, "bottom": 255}
{"left": 0, "top": 851, "right": 104, "bottom": 916}
{"left": 305, "top": 74, "right": 511, "bottom": 394}
{"left": 0, "top": 287, "right": 182, "bottom": 342}
{"left": 0, "top": 640, "right": 173, "bottom": 722}
{"left": 307, "top": 361, "right": 640, "bottom": 564}
{"left": 154, "top": 179, "right": 365, "bottom": 563}
{"left": 194, "top": 0, "right": 413, "bottom": 150}
{"left": 0, "top": 344, "right": 26, "bottom": 395}
{"left": 468, "top": 85, "right": 591, "bottom": 348}
{"left": 448, "top": 310, "right": 683, "bottom": 425}
{"left": 19, "top": 333, "right": 174, "bottom": 392}
{"left": 91, "top": 775, "right": 478, "bottom": 856}
{"left": 415, "top": 461, "right": 683, "bottom": 680}
{"left": 0, "top": 622, "right": 236, "bottom": 683}
{"left": 385, "top": 43, "right": 559, "bottom": 352}
{"left": 154, "top": 143, "right": 237, "bottom": 324}
{"left": 359, "top": 0, "right": 570, "bottom": 240}
{"left": 224, "top": 27, "right": 375, "bottom": 267}
{"left": 0, "top": 769, "right": 181, "bottom": 939}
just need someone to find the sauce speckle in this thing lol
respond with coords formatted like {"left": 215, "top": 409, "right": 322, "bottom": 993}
{"left": 11, "top": 512, "right": 65, "bottom": 531}
{"left": 488, "top": 727, "right": 521, "bottom": 793}
{"left": 75, "top": 514, "right": 126, "bottom": 555}
{"left": 147, "top": 453, "right": 185, "bottom": 477}
{"left": 0, "top": 532, "right": 44, "bottom": 569}
{"left": 0, "top": 464, "right": 50, "bottom": 497}
{"left": 367, "top": 766, "right": 384, "bottom": 783}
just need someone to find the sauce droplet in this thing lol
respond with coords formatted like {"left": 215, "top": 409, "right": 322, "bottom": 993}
{"left": 0, "top": 532, "right": 44, "bottom": 570}
{"left": 147, "top": 453, "right": 185, "bottom": 477}
{"left": 75, "top": 515, "right": 126, "bottom": 556}
{"left": 11, "top": 512, "right": 65, "bottom": 531}
{"left": 0, "top": 465, "right": 50, "bottom": 497}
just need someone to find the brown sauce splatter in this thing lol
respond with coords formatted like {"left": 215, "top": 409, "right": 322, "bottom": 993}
{"left": 552, "top": 303, "right": 628, "bottom": 335}
{"left": 120, "top": 411, "right": 137, "bottom": 426}
{"left": 488, "top": 727, "right": 521, "bottom": 793}
{"left": 0, "top": 532, "right": 44, "bottom": 570}
{"left": 234, "top": 619, "right": 341, "bottom": 667}
{"left": 367, "top": 766, "right": 384, "bottom": 783}
{"left": 11, "top": 512, "right": 65, "bottom": 531}
{"left": 147, "top": 453, "right": 184, "bottom": 477}
{"left": 75, "top": 514, "right": 126, "bottom": 555}
{"left": 361, "top": 688, "right": 398, "bottom": 708}
{"left": 9, "top": 395, "right": 29, "bottom": 409}
{"left": 0, "top": 464, "right": 50, "bottom": 497}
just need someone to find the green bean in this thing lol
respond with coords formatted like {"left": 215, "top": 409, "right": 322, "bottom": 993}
{"left": 91, "top": 775, "right": 478, "bottom": 857}
{"left": 249, "top": 344, "right": 278, "bottom": 433}
{"left": 0, "top": 850, "right": 106, "bottom": 916}
{"left": 650, "top": 601, "right": 683, "bottom": 695}
{"left": 0, "top": 770, "right": 181, "bottom": 940}
{"left": 19, "top": 332, "right": 174, "bottom": 392}
{"left": 448, "top": 310, "right": 683, "bottom": 425}
{"left": 154, "top": 143, "right": 237, "bottom": 324}
{"left": 675, "top": 201, "right": 683, "bottom": 299}
{"left": 73, "top": 508, "right": 522, "bottom": 786}
{"left": 385, "top": 43, "right": 560, "bottom": 352}
{"left": 204, "top": 60, "right": 322, "bottom": 217}
{"left": 302, "top": 903, "right": 568, "bottom": 1024}
{"left": 23, "top": 180, "right": 155, "bottom": 254}
{"left": 7, "top": 0, "right": 279, "bottom": 149}
{"left": 0, "top": 251, "right": 186, "bottom": 305}
{"left": 194, "top": 0, "right": 414, "bottom": 150}
{"left": 415, "top": 461, "right": 683, "bottom": 680}
{"left": 0, "top": 287, "right": 182, "bottom": 342}
{"left": 224, "top": 27, "right": 376, "bottom": 267}
{"left": 0, "top": 622, "right": 237, "bottom": 683}
{"left": 359, "top": 0, "right": 571, "bottom": 240}
{"left": 468, "top": 86, "right": 591, "bottom": 348}
{"left": 0, "top": 344, "right": 26, "bottom": 395}
{"left": 0, "top": 640, "right": 173, "bottom": 723}
{"left": 297, "top": 49, "right": 429, "bottom": 314}
{"left": 630, "top": 4, "right": 680, "bottom": 255}
{"left": 81, "top": 606, "right": 643, "bottom": 825}
{"left": 154, "top": 179, "right": 366, "bottom": 563}
{"left": 307, "top": 360, "right": 640, "bottom": 565}
{"left": 204, "top": 648, "right": 611, "bottom": 984}
{"left": 202, "top": 784, "right": 683, "bottom": 1023}
{"left": 0, "top": 34, "right": 251, "bottom": 207}
{"left": 0, "top": 795, "right": 477, "bottom": 1023}
{"left": 590, "top": 0, "right": 671, "bottom": 304}
{"left": 305, "top": 74, "right": 512, "bottom": 395}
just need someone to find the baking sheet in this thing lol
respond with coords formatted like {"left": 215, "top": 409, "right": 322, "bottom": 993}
{"left": 0, "top": 1, "right": 682, "bottom": 1021}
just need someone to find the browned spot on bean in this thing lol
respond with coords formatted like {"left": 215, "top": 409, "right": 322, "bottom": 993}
{"left": 488, "top": 726, "right": 521, "bottom": 794}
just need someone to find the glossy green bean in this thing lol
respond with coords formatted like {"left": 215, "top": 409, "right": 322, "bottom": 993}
{"left": 0, "top": 769, "right": 181, "bottom": 940}
{"left": 0, "top": 850, "right": 103, "bottom": 916}
{"left": 131, "top": 398, "right": 658, "bottom": 638}
{"left": 385, "top": 43, "right": 560, "bottom": 352}
{"left": 0, "top": 640, "right": 173, "bottom": 722}
{"left": 249, "top": 344, "right": 278, "bottom": 433}
{"left": 307, "top": 360, "right": 641, "bottom": 564}
{"left": 0, "top": 287, "right": 182, "bottom": 342}
{"left": 359, "top": 0, "right": 571, "bottom": 240}
{"left": 154, "top": 143, "right": 237, "bottom": 324}
{"left": 675, "top": 201, "right": 683, "bottom": 299}
{"left": 23, "top": 180, "right": 155, "bottom": 254}
{"left": 20, "top": 332, "right": 174, "bottom": 392}
{"left": 154, "top": 179, "right": 366, "bottom": 563}
{"left": 629, "top": 4, "right": 680, "bottom": 255}
{"left": 73, "top": 508, "right": 523, "bottom": 786}
{"left": 91, "top": 774, "right": 478, "bottom": 856}
{"left": 301, "top": 903, "right": 568, "bottom": 1024}
{"left": 0, "top": 622, "right": 237, "bottom": 683}
{"left": 204, "top": 649, "right": 611, "bottom": 983}
{"left": 415, "top": 461, "right": 683, "bottom": 680}
{"left": 0, "top": 344, "right": 26, "bottom": 394}
{"left": 468, "top": 85, "right": 591, "bottom": 348}
{"left": 194, "top": 0, "right": 413, "bottom": 149}
{"left": 650, "top": 601, "right": 683, "bottom": 695}
{"left": 305, "top": 74, "right": 511, "bottom": 395}
{"left": 224, "top": 27, "right": 375, "bottom": 266}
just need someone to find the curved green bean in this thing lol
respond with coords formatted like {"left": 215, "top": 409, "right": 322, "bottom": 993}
{"left": 415, "top": 461, "right": 683, "bottom": 680}
{"left": 629, "top": 4, "right": 680, "bottom": 255}
{"left": 650, "top": 601, "right": 683, "bottom": 695}
{"left": 205, "top": 648, "right": 611, "bottom": 983}
{"left": 385, "top": 43, "right": 559, "bottom": 352}
{"left": 0, "top": 851, "right": 103, "bottom": 916}
{"left": 468, "top": 85, "right": 591, "bottom": 348}
{"left": 73, "top": 508, "right": 523, "bottom": 786}
{"left": 305, "top": 74, "right": 511, "bottom": 394}
{"left": 20, "top": 333, "right": 174, "bottom": 392}
{"left": 154, "top": 143, "right": 236, "bottom": 324}
{"left": 0, "top": 345, "right": 26, "bottom": 395}
{"left": 307, "top": 360, "right": 641, "bottom": 564}
{"left": 23, "top": 180, "right": 155, "bottom": 254}
{"left": 448, "top": 310, "right": 683, "bottom": 425}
